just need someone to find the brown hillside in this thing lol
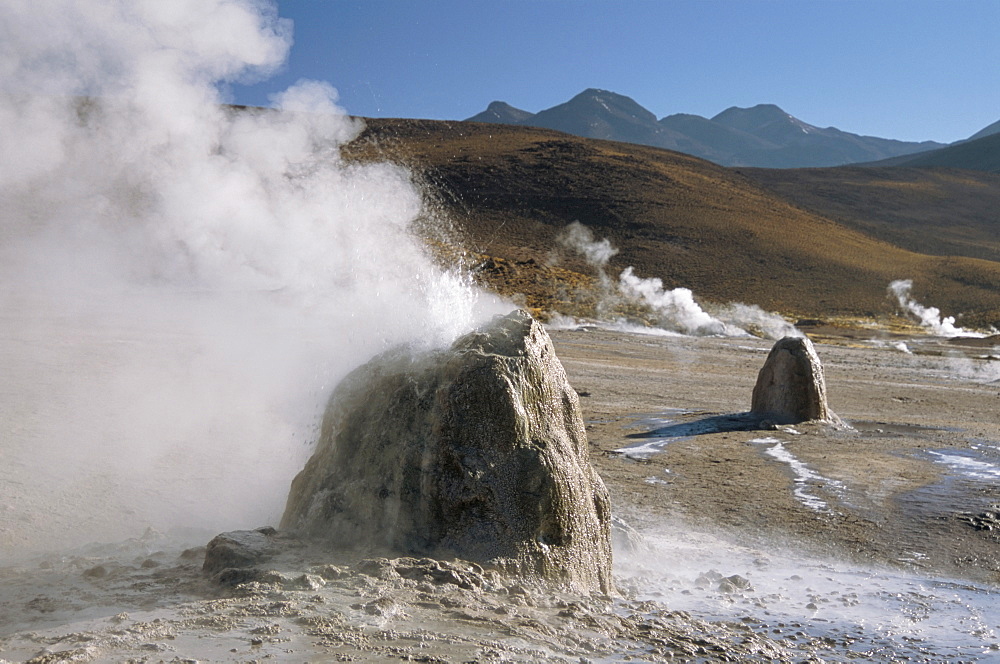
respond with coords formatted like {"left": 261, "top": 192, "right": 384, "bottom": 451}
{"left": 742, "top": 166, "right": 1000, "bottom": 263}
{"left": 347, "top": 119, "right": 1000, "bottom": 328}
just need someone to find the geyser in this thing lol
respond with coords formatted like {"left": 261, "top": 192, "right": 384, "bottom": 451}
{"left": 751, "top": 336, "right": 838, "bottom": 424}
{"left": 281, "top": 310, "right": 614, "bottom": 593}
{"left": 0, "top": 0, "right": 503, "bottom": 553}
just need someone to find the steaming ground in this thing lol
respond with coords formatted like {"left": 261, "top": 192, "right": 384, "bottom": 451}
{"left": 1, "top": 0, "right": 506, "bottom": 556}
{"left": 0, "top": 287, "right": 319, "bottom": 553}
{"left": 1, "top": 2, "right": 998, "bottom": 658}
{"left": 0, "top": 279, "right": 503, "bottom": 556}
{"left": 551, "top": 221, "right": 802, "bottom": 339}
{"left": 566, "top": 326, "right": 1000, "bottom": 587}
{"left": 2, "top": 324, "right": 999, "bottom": 661}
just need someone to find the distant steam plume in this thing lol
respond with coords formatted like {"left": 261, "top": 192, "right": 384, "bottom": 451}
{"left": 556, "top": 221, "right": 618, "bottom": 267}
{"left": 888, "top": 280, "right": 984, "bottom": 338}
{"left": 618, "top": 268, "right": 732, "bottom": 336}
{"left": 553, "top": 222, "right": 800, "bottom": 339}
{"left": 0, "top": 0, "right": 502, "bottom": 553}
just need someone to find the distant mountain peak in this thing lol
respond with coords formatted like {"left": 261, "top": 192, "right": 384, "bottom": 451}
{"left": 463, "top": 89, "right": 945, "bottom": 168}
{"left": 574, "top": 88, "right": 621, "bottom": 99}
{"left": 561, "top": 89, "right": 657, "bottom": 122}
{"left": 712, "top": 104, "right": 818, "bottom": 135}
{"left": 465, "top": 101, "right": 534, "bottom": 124}
{"left": 712, "top": 103, "right": 786, "bottom": 120}
{"left": 522, "top": 89, "right": 661, "bottom": 143}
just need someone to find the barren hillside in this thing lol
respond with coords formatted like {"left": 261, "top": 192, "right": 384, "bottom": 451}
{"left": 347, "top": 119, "right": 1000, "bottom": 328}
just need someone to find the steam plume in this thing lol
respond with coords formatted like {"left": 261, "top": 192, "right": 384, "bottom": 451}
{"left": 888, "top": 280, "right": 984, "bottom": 338}
{"left": 618, "top": 268, "right": 731, "bottom": 336}
{"left": 0, "top": 0, "right": 501, "bottom": 552}
{"left": 554, "top": 222, "right": 800, "bottom": 339}
{"left": 556, "top": 221, "right": 618, "bottom": 267}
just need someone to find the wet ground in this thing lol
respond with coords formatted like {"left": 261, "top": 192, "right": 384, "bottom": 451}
{"left": 1, "top": 523, "right": 996, "bottom": 663}
{"left": 2, "top": 325, "right": 1000, "bottom": 661}
{"left": 552, "top": 326, "right": 1000, "bottom": 588}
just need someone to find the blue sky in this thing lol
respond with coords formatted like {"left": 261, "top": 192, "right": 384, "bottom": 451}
{"left": 231, "top": 0, "right": 999, "bottom": 144}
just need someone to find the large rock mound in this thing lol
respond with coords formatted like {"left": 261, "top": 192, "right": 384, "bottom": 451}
{"left": 751, "top": 336, "right": 838, "bottom": 424}
{"left": 281, "top": 310, "right": 613, "bottom": 593}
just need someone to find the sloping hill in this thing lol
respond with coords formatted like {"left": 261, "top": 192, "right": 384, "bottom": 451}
{"left": 348, "top": 119, "right": 1000, "bottom": 328}
{"left": 742, "top": 166, "right": 1000, "bottom": 262}
{"left": 709, "top": 104, "right": 943, "bottom": 168}
{"left": 466, "top": 101, "right": 534, "bottom": 124}
{"left": 969, "top": 118, "right": 1000, "bottom": 141}
{"left": 520, "top": 89, "right": 676, "bottom": 148}
{"left": 658, "top": 112, "right": 774, "bottom": 163}
{"left": 711, "top": 104, "right": 940, "bottom": 168}
{"left": 864, "top": 132, "right": 1000, "bottom": 173}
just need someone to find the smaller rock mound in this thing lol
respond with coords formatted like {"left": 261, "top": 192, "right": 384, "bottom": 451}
{"left": 203, "top": 527, "right": 281, "bottom": 575}
{"left": 751, "top": 336, "right": 839, "bottom": 424}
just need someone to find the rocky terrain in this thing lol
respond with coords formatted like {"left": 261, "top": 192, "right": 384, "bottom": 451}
{"left": 2, "top": 321, "right": 999, "bottom": 662}
{"left": 5, "top": 2, "right": 1000, "bottom": 660}
{"left": 282, "top": 311, "right": 614, "bottom": 594}
{"left": 3, "top": 106, "right": 1000, "bottom": 663}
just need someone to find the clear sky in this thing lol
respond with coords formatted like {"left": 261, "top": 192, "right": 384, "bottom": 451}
{"left": 230, "top": 0, "right": 1000, "bottom": 144}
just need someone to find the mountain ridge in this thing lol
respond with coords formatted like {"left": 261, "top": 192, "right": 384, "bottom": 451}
{"left": 969, "top": 118, "right": 1000, "bottom": 141}
{"left": 465, "top": 89, "right": 947, "bottom": 168}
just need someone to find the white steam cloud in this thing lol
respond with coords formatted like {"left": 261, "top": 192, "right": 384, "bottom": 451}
{"left": 618, "top": 268, "right": 733, "bottom": 336}
{"left": 888, "top": 279, "right": 984, "bottom": 338}
{"left": 556, "top": 221, "right": 618, "bottom": 267}
{"left": 0, "top": 0, "right": 503, "bottom": 553}
{"left": 554, "top": 222, "right": 800, "bottom": 339}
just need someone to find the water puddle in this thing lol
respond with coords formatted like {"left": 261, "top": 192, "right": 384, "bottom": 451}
{"left": 927, "top": 443, "right": 1000, "bottom": 482}
{"left": 849, "top": 420, "right": 960, "bottom": 437}
{"left": 766, "top": 443, "right": 842, "bottom": 512}
{"left": 900, "top": 440, "right": 1000, "bottom": 530}
{"left": 618, "top": 527, "right": 1000, "bottom": 661}
{"left": 643, "top": 473, "right": 670, "bottom": 486}
{"left": 614, "top": 409, "right": 762, "bottom": 459}
{"left": 749, "top": 437, "right": 845, "bottom": 513}
{"left": 622, "top": 409, "right": 701, "bottom": 431}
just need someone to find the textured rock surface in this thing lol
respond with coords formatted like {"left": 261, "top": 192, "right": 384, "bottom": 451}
{"left": 203, "top": 527, "right": 280, "bottom": 574}
{"left": 751, "top": 336, "right": 837, "bottom": 424}
{"left": 281, "top": 310, "right": 613, "bottom": 593}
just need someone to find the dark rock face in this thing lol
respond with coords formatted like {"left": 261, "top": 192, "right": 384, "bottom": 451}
{"left": 280, "top": 310, "right": 613, "bottom": 593}
{"left": 751, "top": 336, "right": 837, "bottom": 424}
{"left": 203, "top": 527, "right": 280, "bottom": 574}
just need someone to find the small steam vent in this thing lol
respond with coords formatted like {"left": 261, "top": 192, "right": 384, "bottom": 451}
{"left": 281, "top": 310, "right": 613, "bottom": 594}
{"left": 751, "top": 336, "right": 840, "bottom": 425}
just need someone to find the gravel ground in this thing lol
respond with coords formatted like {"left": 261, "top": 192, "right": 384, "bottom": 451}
{"left": 2, "top": 324, "right": 999, "bottom": 662}
{"left": 553, "top": 326, "right": 1000, "bottom": 586}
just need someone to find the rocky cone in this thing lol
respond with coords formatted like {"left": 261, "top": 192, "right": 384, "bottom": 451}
{"left": 751, "top": 336, "right": 839, "bottom": 424}
{"left": 280, "top": 310, "right": 614, "bottom": 593}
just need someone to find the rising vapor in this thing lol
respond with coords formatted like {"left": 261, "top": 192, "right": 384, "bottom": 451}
{"left": 553, "top": 222, "right": 800, "bottom": 338}
{"left": 0, "top": 0, "right": 502, "bottom": 553}
{"left": 888, "top": 279, "right": 984, "bottom": 338}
